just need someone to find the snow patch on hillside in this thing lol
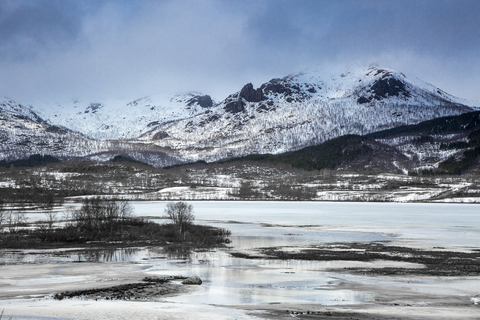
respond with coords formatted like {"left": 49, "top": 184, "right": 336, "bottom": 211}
{"left": 34, "top": 93, "right": 216, "bottom": 140}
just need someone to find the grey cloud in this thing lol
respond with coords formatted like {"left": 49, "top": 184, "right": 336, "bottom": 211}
{"left": 246, "top": 0, "right": 480, "bottom": 61}
{"left": 0, "top": 0, "right": 84, "bottom": 61}
{"left": 0, "top": 0, "right": 479, "bottom": 104}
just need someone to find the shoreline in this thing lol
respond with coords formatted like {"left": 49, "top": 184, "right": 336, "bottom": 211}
{"left": 62, "top": 197, "right": 480, "bottom": 204}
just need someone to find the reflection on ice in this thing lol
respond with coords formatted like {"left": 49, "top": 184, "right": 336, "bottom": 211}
{"left": 77, "top": 247, "right": 161, "bottom": 263}
{"left": 1, "top": 201, "right": 480, "bottom": 309}
{"left": 0, "top": 246, "right": 374, "bottom": 305}
{"left": 145, "top": 251, "right": 373, "bottom": 305}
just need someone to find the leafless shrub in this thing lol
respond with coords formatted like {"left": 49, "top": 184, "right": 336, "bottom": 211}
{"left": 165, "top": 201, "right": 194, "bottom": 235}
{"left": 44, "top": 210, "right": 58, "bottom": 230}
{"left": 70, "top": 197, "right": 134, "bottom": 239}
{"left": 7, "top": 211, "right": 27, "bottom": 233}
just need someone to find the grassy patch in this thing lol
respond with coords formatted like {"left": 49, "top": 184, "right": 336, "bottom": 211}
{"left": 0, "top": 218, "right": 230, "bottom": 249}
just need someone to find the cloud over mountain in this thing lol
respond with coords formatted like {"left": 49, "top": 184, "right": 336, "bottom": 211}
{"left": 0, "top": 0, "right": 479, "bottom": 104}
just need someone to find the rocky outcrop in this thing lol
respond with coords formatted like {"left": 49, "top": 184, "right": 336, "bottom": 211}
{"left": 357, "top": 76, "right": 411, "bottom": 104}
{"left": 152, "top": 131, "right": 169, "bottom": 140}
{"left": 239, "top": 83, "right": 265, "bottom": 102}
{"left": 181, "top": 276, "right": 202, "bottom": 285}
{"left": 371, "top": 77, "right": 410, "bottom": 100}
{"left": 187, "top": 95, "right": 214, "bottom": 108}
{"left": 224, "top": 99, "right": 246, "bottom": 113}
{"left": 260, "top": 78, "right": 301, "bottom": 96}
{"left": 223, "top": 83, "right": 265, "bottom": 114}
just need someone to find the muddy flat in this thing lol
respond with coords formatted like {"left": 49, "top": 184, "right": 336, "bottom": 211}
{"left": 231, "top": 242, "right": 480, "bottom": 276}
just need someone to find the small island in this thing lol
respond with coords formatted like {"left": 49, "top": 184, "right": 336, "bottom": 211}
{"left": 0, "top": 199, "right": 231, "bottom": 250}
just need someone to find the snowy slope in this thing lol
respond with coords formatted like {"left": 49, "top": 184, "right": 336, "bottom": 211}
{"left": 0, "top": 97, "right": 109, "bottom": 160}
{"left": 1, "top": 66, "right": 476, "bottom": 166}
{"left": 0, "top": 97, "right": 181, "bottom": 166}
{"left": 35, "top": 93, "right": 215, "bottom": 140}
{"left": 0, "top": 97, "right": 46, "bottom": 124}
{"left": 139, "top": 66, "right": 475, "bottom": 162}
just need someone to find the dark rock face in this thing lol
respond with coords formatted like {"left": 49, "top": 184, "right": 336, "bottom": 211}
{"left": 260, "top": 78, "right": 309, "bottom": 102}
{"left": 45, "top": 125, "right": 68, "bottom": 134}
{"left": 181, "top": 276, "right": 202, "bottom": 285}
{"left": 261, "top": 78, "right": 300, "bottom": 96}
{"left": 223, "top": 79, "right": 312, "bottom": 114}
{"left": 87, "top": 103, "right": 103, "bottom": 113}
{"left": 307, "top": 87, "right": 317, "bottom": 93}
{"left": 12, "top": 114, "right": 28, "bottom": 120}
{"left": 147, "top": 121, "right": 161, "bottom": 127}
{"left": 223, "top": 83, "right": 265, "bottom": 114}
{"left": 239, "top": 83, "right": 265, "bottom": 102}
{"left": 256, "top": 103, "right": 276, "bottom": 113}
{"left": 224, "top": 99, "right": 246, "bottom": 113}
{"left": 371, "top": 77, "right": 410, "bottom": 100}
{"left": 187, "top": 95, "right": 214, "bottom": 108}
{"left": 207, "top": 114, "right": 219, "bottom": 122}
{"left": 357, "top": 96, "right": 372, "bottom": 104}
{"left": 152, "top": 131, "right": 169, "bottom": 140}
{"left": 198, "top": 114, "right": 220, "bottom": 127}
{"left": 357, "top": 76, "right": 411, "bottom": 104}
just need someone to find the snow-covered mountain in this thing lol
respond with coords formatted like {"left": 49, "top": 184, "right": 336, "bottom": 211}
{"left": 35, "top": 93, "right": 215, "bottom": 140}
{"left": 0, "top": 97, "right": 180, "bottom": 166}
{"left": 1, "top": 66, "right": 477, "bottom": 166}
{"left": 138, "top": 66, "right": 475, "bottom": 162}
{"left": 0, "top": 97, "right": 107, "bottom": 160}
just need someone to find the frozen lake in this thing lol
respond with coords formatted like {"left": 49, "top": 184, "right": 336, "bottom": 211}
{"left": 133, "top": 201, "right": 480, "bottom": 250}
{"left": 1, "top": 201, "right": 480, "bottom": 319}
{"left": 32, "top": 200, "right": 479, "bottom": 249}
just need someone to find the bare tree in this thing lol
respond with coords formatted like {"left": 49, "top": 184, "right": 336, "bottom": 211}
{"left": 8, "top": 211, "right": 27, "bottom": 233}
{"left": 44, "top": 210, "right": 58, "bottom": 230}
{"left": 164, "top": 201, "right": 194, "bottom": 235}
{"left": 0, "top": 201, "right": 6, "bottom": 232}
{"left": 70, "top": 198, "right": 134, "bottom": 239}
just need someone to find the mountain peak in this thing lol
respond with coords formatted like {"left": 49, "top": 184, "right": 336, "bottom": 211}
{"left": 1, "top": 66, "right": 476, "bottom": 166}
{"left": 140, "top": 66, "right": 474, "bottom": 162}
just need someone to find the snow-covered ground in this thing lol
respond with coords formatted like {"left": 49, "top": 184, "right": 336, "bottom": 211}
{"left": 33, "top": 93, "right": 215, "bottom": 140}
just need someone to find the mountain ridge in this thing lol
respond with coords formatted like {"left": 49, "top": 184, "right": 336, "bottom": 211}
{"left": 138, "top": 66, "right": 475, "bottom": 162}
{"left": 1, "top": 66, "right": 477, "bottom": 169}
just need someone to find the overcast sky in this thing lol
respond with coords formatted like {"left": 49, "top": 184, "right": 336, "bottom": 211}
{"left": 1, "top": 0, "right": 479, "bottom": 104}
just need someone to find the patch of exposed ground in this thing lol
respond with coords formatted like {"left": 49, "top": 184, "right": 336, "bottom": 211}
{"left": 230, "top": 242, "right": 480, "bottom": 276}
{"left": 251, "top": 304, "right": 480, "bottom": 320}
{"left": 53, "top": 276, "right": 200, "bottom": 301}
{"left": 244, "top": 280, "right": 480, "bottom": 320}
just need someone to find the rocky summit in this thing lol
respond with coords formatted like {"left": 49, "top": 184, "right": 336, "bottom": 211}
{"left": 140, "top": 66, "right": 475, "bottom": 162}
{"left": 0, "top": 66, "right": 477, "bottom": 167}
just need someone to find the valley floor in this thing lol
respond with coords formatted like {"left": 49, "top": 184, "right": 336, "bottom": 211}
{"left": 1, "top": 160, "right": 479, "bottom": 205}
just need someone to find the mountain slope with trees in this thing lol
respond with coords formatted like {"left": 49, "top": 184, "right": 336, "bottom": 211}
{"left": 140, "top": 66, "right": 475, "bottom": 162}
{"left": 0, "top": 66, "right": 476, "bottom": 167}
{"left": 221, "top": 111, "right": 480, "bottom": 175}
